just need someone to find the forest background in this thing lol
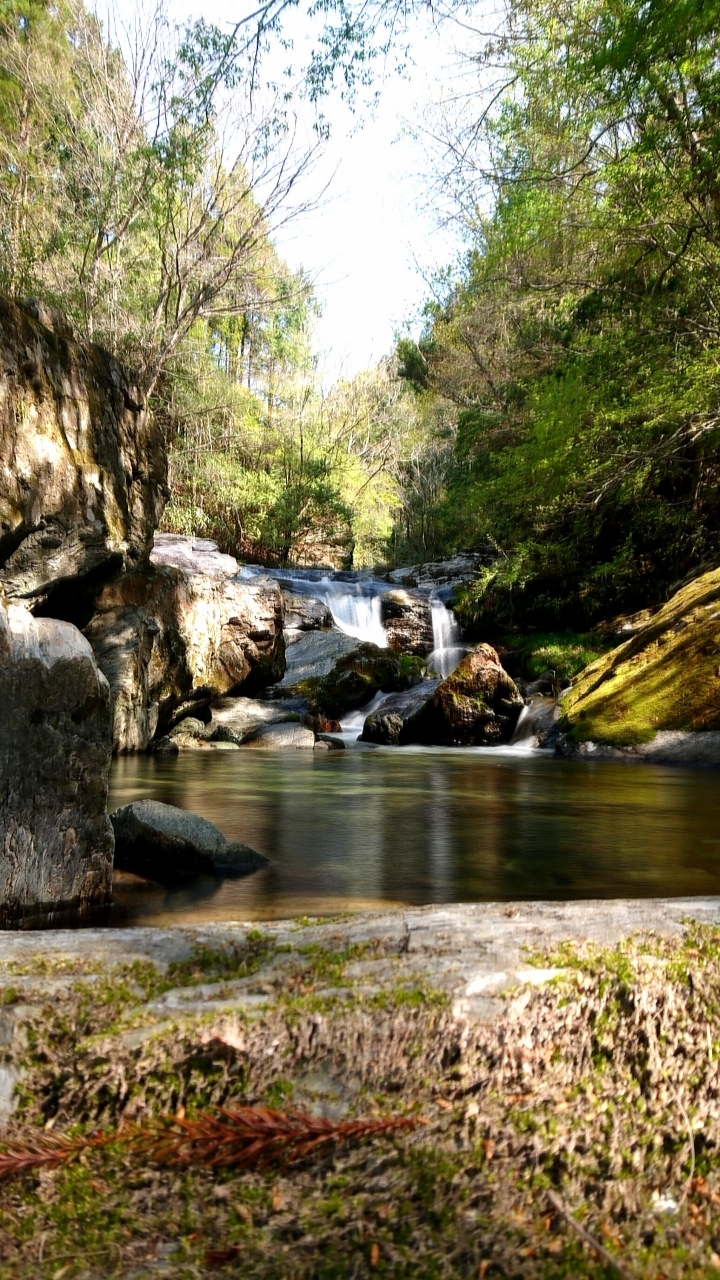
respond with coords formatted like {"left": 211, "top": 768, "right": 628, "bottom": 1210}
{"left": 1, "top": 0, "right": 719, "bottom": 658}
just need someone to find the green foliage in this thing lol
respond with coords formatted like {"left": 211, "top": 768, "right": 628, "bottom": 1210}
{"left": 498, "top": 631, "right": 609, "bottom": 683}
{"left": 396, "top": 0, "right": 720, "bottom": 626}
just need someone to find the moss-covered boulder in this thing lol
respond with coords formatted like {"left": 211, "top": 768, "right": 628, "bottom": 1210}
{"left": 561, "top": 566, "right": 720, "bottom": 747}
{"left": 404, "top": 643, "right": 524, "bottom": 746}
{"left": 287, "top": 642, "right": 429, "bottom": 719}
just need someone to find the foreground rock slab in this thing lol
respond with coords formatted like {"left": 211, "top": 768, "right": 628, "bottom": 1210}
{"left": 110, "top": 799, "right": 268, "bottom": 883}
{"left": 0, "top": 600, "right": 113, "bottom": 928}
{"left": 2, "top": 897, "right": 720, "bottom": 1277}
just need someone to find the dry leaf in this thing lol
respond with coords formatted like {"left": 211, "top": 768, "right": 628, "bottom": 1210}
{"left": 370, "top": 1242, "right": 381, "bottom": 1267}
{"left": 483, "top": 1138, "right": 495, "bottom": 1162}
{"left": 204, "top": 1246, "right": 240, "bottom": 1267}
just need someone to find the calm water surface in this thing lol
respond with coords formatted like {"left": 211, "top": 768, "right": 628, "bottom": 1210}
{"left": 108, "top": 745, "right": 720, "bottom": 925}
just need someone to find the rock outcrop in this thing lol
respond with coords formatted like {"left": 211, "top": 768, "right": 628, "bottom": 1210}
{"left": 0, "top": 296, "right": 167, "bottom": 611}
{"left": 283, "top": 642, "right": 429, "bottom": 720}
{"left": 0, "top": 598, "right": 113, "bottom": 927}
{"left": 85, "top": 535, "right": 285, "bottom": 752}
{"left": 381, "top": 589, "right": 434, "bottom": 655}
{"left": 283, "top": 592, "right": 333, "bottom": 645}
{"left": 111, "top": 799, "right": 267, "bottom": 883}
{"left": 560, "top": 565, "right": 720, "bottom": 759}
{"left": 402, "top": 644, "right": 524, "bottom": 746}
{"left": 242, "top": 722, "right": 316, "bottom": 750}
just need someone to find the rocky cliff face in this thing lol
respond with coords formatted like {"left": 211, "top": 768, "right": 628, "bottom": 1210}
{"left": 0, "top": 297, "right": 168, "bottom": 612}
{"left": 85, "top": 535, "right": 285, "bottom": 752}
{"left": 0, "top": 598, "right": 113, "bottom": 927}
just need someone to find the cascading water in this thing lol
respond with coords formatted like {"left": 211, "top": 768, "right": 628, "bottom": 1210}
{"left": 427, "top": 599, "right": 469, "bottom": 678}
{"left": 312, "top": 579, "right": 388, "bottom": 648}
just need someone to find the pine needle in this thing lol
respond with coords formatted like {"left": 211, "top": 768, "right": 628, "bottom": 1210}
{"left": 0, "top": 1106, "right": 423, "bottom": 1183}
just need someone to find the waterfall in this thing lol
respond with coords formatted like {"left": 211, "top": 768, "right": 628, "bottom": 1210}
{"left": 428, "top": 599, "right": 468, "bottom": 678}
{"left": 312, "top": 579, "right": 388, "bottom": 648}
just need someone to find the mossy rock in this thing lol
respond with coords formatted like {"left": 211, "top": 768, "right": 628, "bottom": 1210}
{"left": 405, "top": 643, "right": 524, "bottom": 746}
{"left": 561, "top": 566, "right": 720, "bottom": 747}
{"left": 287, "top": 642, "right": 429, "bottom": 718}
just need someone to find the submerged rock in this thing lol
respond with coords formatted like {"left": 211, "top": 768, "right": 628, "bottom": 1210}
{"left": 380, "top": 589, "right": 434, "bottom": 655}
{"left": 110, "top": 799, "right": 267, "bottom": 883}
{"left": 0, "top": 296, "right": 167, "bottom": 611}
{"left": 210, "top": 695, "right": 308, "bottom": 744}
{"left": 0, "top": 599, "right": 113, "bottom": 927}
{"left": 561, "top": 565, "right": 720, "bottom": 755}
{"left": 402, "top": 644, "right": 524, "bottom": 746}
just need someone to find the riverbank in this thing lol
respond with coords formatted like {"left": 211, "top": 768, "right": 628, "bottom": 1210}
{"left": 3, "top": 898, "right": 720, "bottom": 1277}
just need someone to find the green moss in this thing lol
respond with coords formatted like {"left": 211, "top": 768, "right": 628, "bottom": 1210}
{"left": 561, "top": 566, "right": 720, "bottom": 745}
{"left": 500, "top": 630, "right": 610, "bottom": 682}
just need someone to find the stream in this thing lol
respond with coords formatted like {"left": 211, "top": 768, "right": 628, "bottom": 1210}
{"left": 109, "top": 564, "right": 720, "bottom": 925}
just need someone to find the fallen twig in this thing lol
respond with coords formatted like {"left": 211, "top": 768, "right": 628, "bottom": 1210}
{"left": 546, "top": 1189, "right": 635, "bottom": 1280}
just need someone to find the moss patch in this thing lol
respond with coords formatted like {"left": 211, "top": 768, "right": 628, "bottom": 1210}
{"left": 561, "top": 566, "right": 720, "bottom": 745}
{"left": 8, "top": 926, "right": 720, "bottom": 1275}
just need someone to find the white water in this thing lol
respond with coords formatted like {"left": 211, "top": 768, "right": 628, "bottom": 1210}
{"left": 313, "top": 579, "right": 388, "bottom": 647}
{"left": 428, "top": 599, "right": 469, "bottom": 678}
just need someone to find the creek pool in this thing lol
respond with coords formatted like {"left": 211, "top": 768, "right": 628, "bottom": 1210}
{"left": 108, "top": 745, "right": 720, "bottom": 925}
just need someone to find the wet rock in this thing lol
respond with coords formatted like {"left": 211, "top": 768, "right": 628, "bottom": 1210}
{"left": 315, "top": 734, "right": 346, "bottom": 750}
{"left": 0, "top": 296, "right": 167, "bottom": 610}
{"left": 360, "top": 680, "right": 441, "bottom": 745}
{"left": 242, "top": 722, "right": 316, "bottom": 750}
{"left": 168, "top": 717, "right": 209, "bottom": 741}
{"left": 285, "top": 642, "right": 429, "bottom": 720}
{"left": 380, "top": 589, "right": 434, "bottom": 655}
{"left": 510, "top": 696, "right": 561, "bottom": 749}
{"left": 274, "top": 628, "right": 359, "bottom": 687}
{"left": 84, "top": 536, "right": 285, "bottom": 752}
{"left": 110, "top": 799, "right": 267, "bottom": 883}
{"left": 149, "top": 735, "right": 179, "bottom": 756}
{"left": 403, "top": 644, "right": 524, "bottom": 746}
{"left": 0, "top": 599, "right": 113, "bottom": 928}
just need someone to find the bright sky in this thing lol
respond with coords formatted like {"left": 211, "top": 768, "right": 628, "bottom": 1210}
{"left": 110, "top": 0, "right": 469, "bottom": 381}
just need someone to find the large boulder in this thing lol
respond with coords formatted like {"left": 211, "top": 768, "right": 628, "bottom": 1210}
{"left": 283, "top": 592, "right": 333, "bottom": 645}
{"left": 84, "top": 536, "right": 285, "bottom": 752}
{"left": 0, "top": 599, "right": 113, "bottom": 927}
{"left": 560, "top": 565, "right": 720, "bottom": 757}
{"left": 403, "top": 644, "right": 524, "bottom": 746}
{"left": 0, "top": 297, "right": 167, "bottom": 611}
{"left": 360, "top": 680, "right": 441, "bottom": 745}
{"left": 111, "top": 799, "right": 267, "bottom": 883}
{"left": 274, "top": 628, "right": 360, "bottom": 687}
{"left": 380, "top": 589, "right": 434, "bottom": 655}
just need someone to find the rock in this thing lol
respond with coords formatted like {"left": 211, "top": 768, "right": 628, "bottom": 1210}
{"left": 242, "top": 722, "right": 316, "bottom": 750}
{"left": 0, "top": 599, "right": 113, "bottom": 927}
{"left": 315, "top": 734, "right": 347, "bottom": 749}
{"left": 557, "top": 729, "right": 720, "bottom": 765}
{"left": 149, "top": 533, "right": 237, "bottom": 576}
{"left": 381, "top": 589, "right": 434, "bottom": 655}
{"left": 0, "top": 296, "right": 167, "bottom": 610}
{"left": 284, "top": 642, "right": 430, "bottom": 720}
{"left": 84, "top": 536, "right": 285, "bottom": 752}
{"left": 561, "top": 566, "right": 720, "bottom": 755}
{"left": 168, "top": 717, "right": 208, "bottom": 741}
{"left": 283, "top": 592, "right": 333, "bottom": 645}
{"left": 386, "top": 549, "right": 495, "bottom": 601}
{"left": 273, "top": 628, "right": 360, "bottom": 687}
{"left": 149, "top": 735, "right": 179, "bottom": 756}
{"left": 210, "top": 696, "right": 309, "bottom": 744}
{"left": 510, "top": 696, "right": 561, "bottom": 749}
{"left": 110, "top": 799, "right": 267, "bottom": 883}
{"left": 403, "top": 644, "right": 524, "bottom": 746}
{"left": 360, "top": 680, "right": 441, "bottom": 745}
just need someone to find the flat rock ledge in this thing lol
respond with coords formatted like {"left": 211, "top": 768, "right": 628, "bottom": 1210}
{"left": 1, "top": 896, "right": 718, "bottom": 1025}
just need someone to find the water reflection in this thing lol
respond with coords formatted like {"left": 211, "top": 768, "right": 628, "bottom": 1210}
{"left": 108, "top": 748, "right": 720, "bottom": 925}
